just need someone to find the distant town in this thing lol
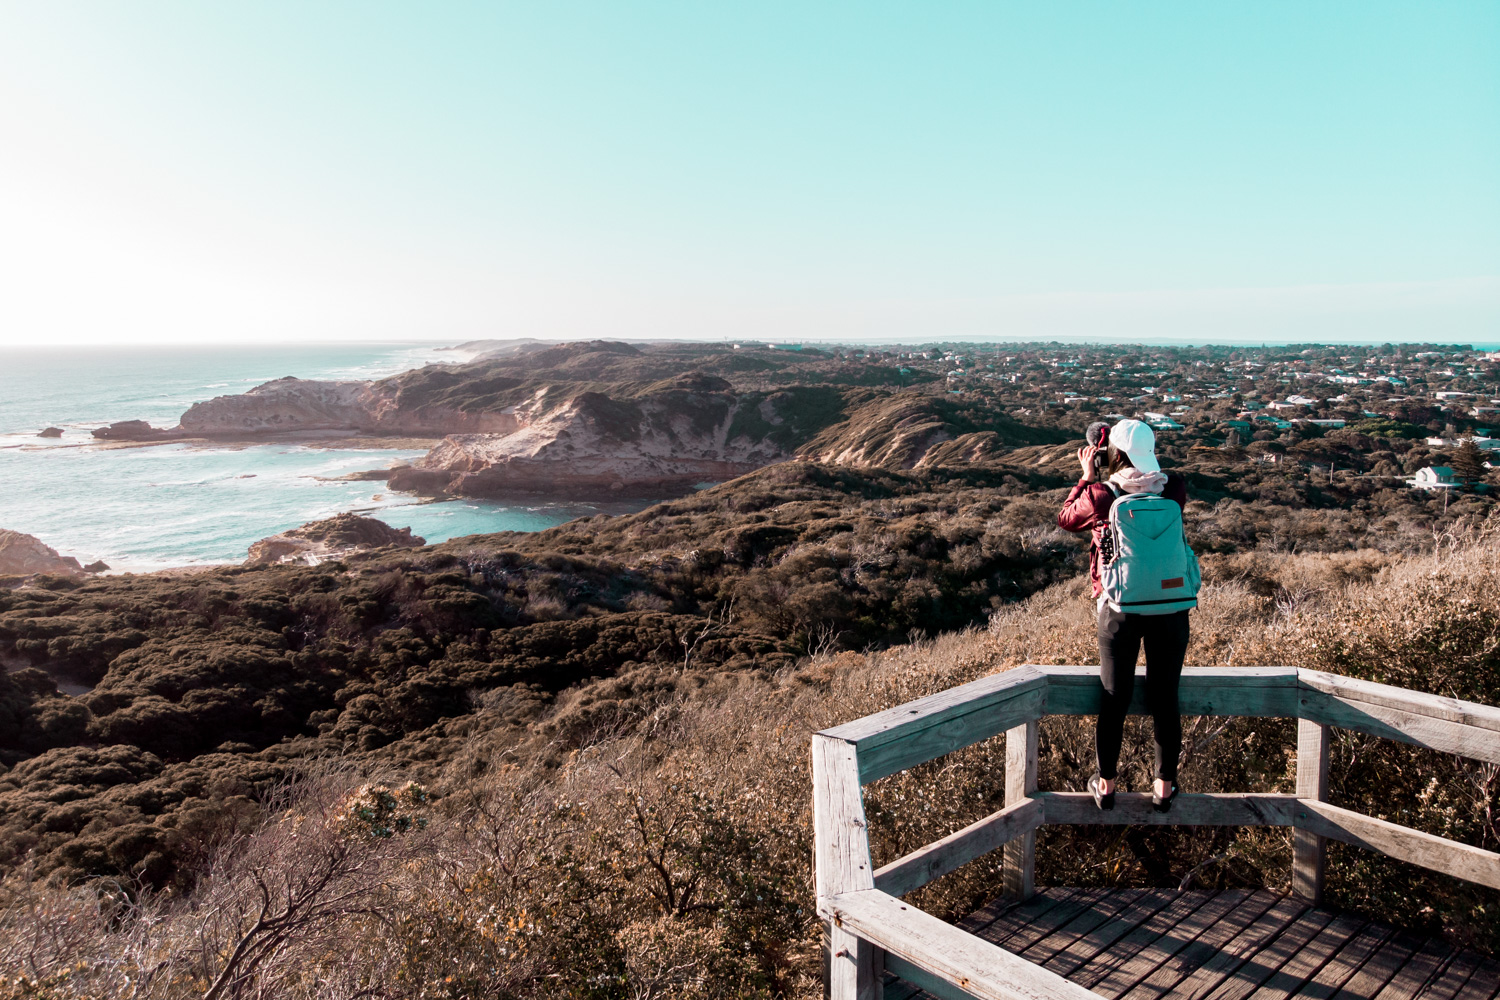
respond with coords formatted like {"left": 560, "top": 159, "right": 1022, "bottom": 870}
{"left": 732, "top": 340, "right": 1500, "bottom": 492}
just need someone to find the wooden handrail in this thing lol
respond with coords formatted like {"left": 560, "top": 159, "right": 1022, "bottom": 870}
{"left": 812, "top": 666, "right": 1500, "bottom": 1000}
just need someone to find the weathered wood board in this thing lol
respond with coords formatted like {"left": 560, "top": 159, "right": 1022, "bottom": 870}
{"left": 827, "top": 888, "right": 1099, "bottom": 1000}
{"left": 1040, "top": 666, "right": 1301, "bottom": 718}
{"left": 1295, "top": 800, "right": 1500, "bottom": 891}
{"left": 1039, "top": 791, "right": 1298, "bottom": 828}
{"left": 874, "top": 797, "right": 1044, "bottom": 898}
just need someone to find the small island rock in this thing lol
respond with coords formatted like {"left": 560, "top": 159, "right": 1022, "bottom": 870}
{"left": 37, "top": 427, "right": 63, "bottom": 438}
{"left": 91, "top": 420, "right": 183, "bottom": 441}
{"left": 246, "top": 514, "right": 425, "bottom": 567}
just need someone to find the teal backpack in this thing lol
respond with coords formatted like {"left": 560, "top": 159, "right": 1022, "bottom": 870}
{"left": 1100, "top": 486, "right": 1200, "bottom": 615}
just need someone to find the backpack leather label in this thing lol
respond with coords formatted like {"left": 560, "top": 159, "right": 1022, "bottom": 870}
{"left": 1161, "top": 577, "right": 1184, "bottom": 589}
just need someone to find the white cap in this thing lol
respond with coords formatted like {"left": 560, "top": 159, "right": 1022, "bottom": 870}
{"left": 1108, "top": 419, "right": 1160, "bottom": 474}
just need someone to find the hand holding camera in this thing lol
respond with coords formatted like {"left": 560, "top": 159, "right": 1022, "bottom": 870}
{"left": 1078, "top": 421, "right": 1110, "bottom": 483}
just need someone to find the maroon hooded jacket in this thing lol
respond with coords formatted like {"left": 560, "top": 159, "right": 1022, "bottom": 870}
{"left": 1057, "top": 474, "right": 1188, "bottom": 598}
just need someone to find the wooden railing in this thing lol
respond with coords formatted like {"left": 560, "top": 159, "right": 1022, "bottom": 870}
{"left": 812, "top": 666, "right": 1500, "bottom": 1000}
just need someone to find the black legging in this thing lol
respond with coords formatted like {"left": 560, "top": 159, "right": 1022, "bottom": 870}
{"left": 1096, "top": 606, "right": 1190, "bottom": 783}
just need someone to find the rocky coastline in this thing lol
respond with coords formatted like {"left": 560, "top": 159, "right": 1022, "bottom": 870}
{"left": 75, "top": 342, "right": 885, "bottom": 499}
{"left": 69, "top": 340, "right": 1046, "bottom": 501}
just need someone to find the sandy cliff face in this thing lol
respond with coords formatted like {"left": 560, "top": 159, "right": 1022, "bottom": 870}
{"left": 390, "top": 379, "right": 791, "bottom": 495}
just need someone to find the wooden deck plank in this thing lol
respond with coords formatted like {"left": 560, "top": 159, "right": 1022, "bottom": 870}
{"left": 1126, "top": 892, "right": 1310, "bottom": 1000}
{"left": 1233, "top": 911, "right": 1372, "bottom": 1000}
{"left": 1197, "top": 906, "right": 1341, "bottom": 1000}
{"left": 1076, "top": 889, "right": 1247, "bottom": 994}
{"left": 1043, "top": 888, "right": 1192, "bottom": 979}
{"left": 1291, "top": 921, "right": 1400, "bottom": 998}
{"left": 960, "top": 886, "right": 1078, "bottom": 939}
{"left": 1011, "top": 888, "right": 1153, "bottom": 969}
{"left": 1411, "top": 948, "right": 1488, "bottom": 1000}
{"left": 1461, "top": 957, "right": 1500, "bottom": 1000}
{"left": 1052, "top": 888, "right": 1212, "bottom": 983}
{"left": 954, "top": 892, "right": 1026, "bottom": 934}
{"left": 887, "top": 890, "right": 1498, "bottom": 1000}
{"left": 960, "top": 893, "right": 1068, "bottom": 941}
{"left": 1086, "top": 887, "right": 1284, "bottom": 995}
{"left": 982, "top": 887, "right": 1114, "bottom": 954}
{"left": 1328, "top": 930, "right": 1426, "bottom": 1000}
{"left": 1370, "top": 937, "right": 1455, "bottom": 1000}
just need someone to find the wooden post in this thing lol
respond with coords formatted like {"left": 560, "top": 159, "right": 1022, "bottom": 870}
{"left": 1293, "top": 718, "right": 1330, "bottom": 902}
{"left": 813, "top": 735, "right": 883, "bottom": 1000}
{"left": 1003, "top": 720, "right": 1038, "bottom": 900}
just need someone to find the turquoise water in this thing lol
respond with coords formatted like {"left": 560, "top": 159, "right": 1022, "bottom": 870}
{"left": 0, "top": 344, "right": 654, "bottom": 571}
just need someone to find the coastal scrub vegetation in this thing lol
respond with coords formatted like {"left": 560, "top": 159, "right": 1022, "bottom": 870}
{"left": 0, "top": 529, "right": 1498, "bottom": 997}
{"left": 1, "top": 456, "right": 1499, "bottom": 996}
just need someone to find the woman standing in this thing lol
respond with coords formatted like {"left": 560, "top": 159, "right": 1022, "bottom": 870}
{"left": 1057, "top": 419, "right": 1191, "bottom": 812}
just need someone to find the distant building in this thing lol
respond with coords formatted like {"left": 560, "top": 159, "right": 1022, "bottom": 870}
{"left": 1409, "top": 466, "right": 1460, "bottom": 490}
{"left": 1297, "top": 418, "right": 1346, "bottom": 429}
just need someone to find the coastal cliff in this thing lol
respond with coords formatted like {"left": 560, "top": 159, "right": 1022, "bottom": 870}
{"left": 387, "top": 375, "right": 813, "bottom": 495}
{"left": 143, "top": 343, "right": 886, "bottom": 496}
{"left": 126, "top": 341, "right": 1067, "bottom": 497}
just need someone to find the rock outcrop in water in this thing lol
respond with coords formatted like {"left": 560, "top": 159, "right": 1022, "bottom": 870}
{"left": 246, "top": 514, "right": 425, "bottom": 566}
{"left": 91, "top": 420, "right": 182, "bottom": 441}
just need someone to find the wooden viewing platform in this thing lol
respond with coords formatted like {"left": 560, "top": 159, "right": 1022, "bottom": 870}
{"left": 812, "top": 666, "right": 1500, "bottom": 1000}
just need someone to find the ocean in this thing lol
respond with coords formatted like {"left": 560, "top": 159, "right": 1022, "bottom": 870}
{"left": 0, "top": 343, "right": 655, "bottom": 572}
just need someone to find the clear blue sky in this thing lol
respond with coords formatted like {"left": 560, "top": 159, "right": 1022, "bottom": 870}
{"left": 0, "top": 2, "right": 1496, "bottom": 346}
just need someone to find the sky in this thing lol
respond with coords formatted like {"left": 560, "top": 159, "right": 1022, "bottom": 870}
{"left": 0, "top": 2, "right": 1497, "bottom": 348}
